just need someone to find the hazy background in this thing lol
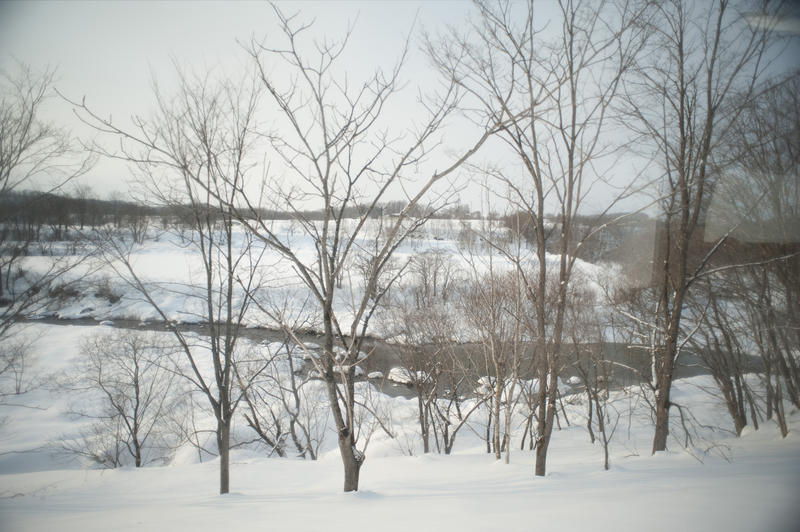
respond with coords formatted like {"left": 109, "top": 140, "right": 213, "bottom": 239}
{"left": 0, "top": 0, "right": 484, "bottom": 203}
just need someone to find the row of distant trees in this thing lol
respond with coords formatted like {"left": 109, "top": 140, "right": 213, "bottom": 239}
{"left": 0, "top": 190, "right": 481, "bottom": 245}
{"left": 2, "top": 0, "right": 798, "bottom": 496}
{"left": 0, "top": 190, "right": 157, "bottom": 239}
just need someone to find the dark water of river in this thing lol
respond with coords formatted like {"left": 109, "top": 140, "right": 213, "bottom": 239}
{"left": 26, "top": 317, "right": 728, "bottom": 399}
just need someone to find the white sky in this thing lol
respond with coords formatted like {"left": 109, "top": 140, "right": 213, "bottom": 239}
{"left": 0, "top": 0, "right": 481, "bottom": 203}
{"left": 1, "top": 0, "right": 798, "bottom": 214}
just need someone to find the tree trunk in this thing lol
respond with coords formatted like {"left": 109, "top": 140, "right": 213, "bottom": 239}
{"left": 339, "top": 432, "right": 364, "bottom": 492}
{"left": 485, "top": 405, "right": 493, "bottom": 454}
{"left": 217, "top": 418, "right": 230, "bottom": 494}
{"left": 534, "top": 404, "right": 555, "bottom": 476}
{"left": 520, "top": 414, "right": 532, "bottom": 451}
{"left": 774, "top": 377, "right": 788, "bottom": 438}
{"left": 557, "top": 389, "right": 570, "bottom": 427}
{"left": 586, "top": 386, "right": 596, "bottom": 444}
{"left": 534, "top": 372, "right": 558, "bottom": 476}
{"left": 652, "top": 379, "right": 672, "bottom": 453}
{"left": 133, "top": 436, "right": 142, "bottom": 468}
{"left": 443, "top": 419, "right": 453, "bottom": 455}
{"left": 503, "top": 400, "right": 513, "bottom": 465}
{"left": 653, "top": 301, "right": 682, "bottom": 453}
{"left": 745, "top": 385, "right": 760, "bottom": 431}
{"left": 595, "top": 395, "right": 609, "bottom": 471}
{"left": 493, "top": 385, "right": 502, "bottom": 459}
{"left": 417, "top": 391, "right": 430, "bottom": 453}
{"left": 765, "top": 358, "right": 775, "bottom": 420}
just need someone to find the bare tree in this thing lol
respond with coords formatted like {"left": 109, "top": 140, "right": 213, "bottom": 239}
{"left": 565, "top": 280, "right": 622, "bottom": 470}
{"left": 684, "top": 277, "right": 760, "bottom": 436}
{"left": 686, "top": 71, "right": 800, "bottom": 437}
{"left": 723, "top": 72, "right": 800, "bottom": 416}
{"left": 0, "top": 335, "right": 36, "bottom": 401}
{"left": 0, "top": 61, "right": 92, "bottom": 337}
{"left": 460, "top": 229, "right": 526, "bottom": 462}
{"left": 60, "top": 330, "right": 184, "bottom": 468}
{"left": 202, "top": 7, "right": 505, "bottom": 492}
{"left": 380, "top": 249, "right": 468, "bottom": 454}
{"left": 622, "top": 0, "right": 777, "bottom": 452}
{"left": 72, "top": 5, "right": 502, "bottom": 492}
{"left": 385, "top": 281, "right": 485, "bottom": 455}
{"left": 239, "top": 296, "right": 330, "bottom": 460}
{"left": 591, "top": 361, "right": 620, "bottom": 471}
{"left": 69, "top": 69, "right": 270, "bottom": 493}
{"left": 396, "top": 324, "right": 444, "bottom": 455}
{"left": 428, "top": 0, "right": 646, "bottom": 475}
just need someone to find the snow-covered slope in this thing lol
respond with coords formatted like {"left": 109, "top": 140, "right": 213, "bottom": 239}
{"left": 18, "top": 221, "right": 608, "bottom": 341}
{"left": 1, "top": 322, "right": 798, "bottom": 532}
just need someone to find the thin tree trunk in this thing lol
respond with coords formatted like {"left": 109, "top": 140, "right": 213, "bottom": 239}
{"left": 774, "top": 376, "right": 788, "bottom": 438}
{"left": 586, "top": 385, "right": 596, "bottom": 444}
{"left": 493, "top": 384, "right": 502, "bottom": 459}
{"left": 218, "top": 418, "right": 230, "bottom": 495}
{"left": 520, "top": 413, "right": 532, "bottom": 451}
{"left": 418, "top": 389, "right": 430, "bottom": 453}
{"left": 535, "top": 370, "right": 558, "bottom": 476}
{"left": 485, "top": 405, "right": 493, "bottom": 454}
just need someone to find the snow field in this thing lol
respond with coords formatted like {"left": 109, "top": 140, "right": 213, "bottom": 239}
{"left": 3, "top": 221, "right": 799, "bottom": 531}
{"left": 18, "top": 220, "right": 606, "bottom": 342}
{"left": 0, "top": 323, "right": 798, "bottom": 532}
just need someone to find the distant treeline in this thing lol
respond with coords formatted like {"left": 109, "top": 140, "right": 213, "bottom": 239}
{"left": 257, "top": 200, "right": 482, "bottom": 221}
{"left": 3, "top": 189, "right": 666, "bottom": 267}
{"left": 0, "top": 190, "right": 483, "bottom": 241}
{"left": 0, "top": 190, "right": 169, "bottom": 241}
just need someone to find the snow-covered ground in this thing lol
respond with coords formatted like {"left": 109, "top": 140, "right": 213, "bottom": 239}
{"left": 1, "top": 323, "right": 798, "bottom": 532}
{"left": 2, "top": 432, "right": 798, "bottom": 532}
{"left": 3, "top": 222, "right": 799, "bottom": 531}
{"left": 17, "top": 219, "right": 607, "bottom": 341}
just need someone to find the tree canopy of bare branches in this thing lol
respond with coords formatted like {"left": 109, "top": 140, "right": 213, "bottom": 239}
{"left": 621, "top": 0, "right": 776, "bottom": 453}
{"left": 212, "top": 6, "right": 507, "bottom": 491}
{"left": 0, "top": 62, "right": 93, "bottom": 336}
{"left": 427, "top": 0, "right": 646, "bottom": 476}
{"left": 69, "top": 69, "right": 270, "bottom": 494}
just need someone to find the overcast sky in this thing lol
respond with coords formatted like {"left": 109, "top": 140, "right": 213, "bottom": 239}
{"left": 0, "top": 0, "right": 477, "bottom": 201}
{"left": 1, "top": 1, "right": 798, "bottom": 213}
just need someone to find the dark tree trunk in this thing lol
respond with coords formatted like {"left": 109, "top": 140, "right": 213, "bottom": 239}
{"left": 217, "top": 418, "right": 231, "bottom": 494}
{"left": 485, "top": 406, "right": 492, "bottom": 454}
{"left": 417, "top": 391, "right": 430, "bottom": 453}
{"left": 339, "top": 431, "right": 363, "bottom": 492}
{"left": 653, "top": 288, "right": 684, "bottom": 453}
{"left": 745, "top": 385, "right": 760, "bottom": 431}
{"left": 535, "top": 371, "right": 558, "bottom": 476}
{"left": 774, "top": 377, "right": 788, "bottom": 438}
{"left": 586, "top": 386, "right": 595, "bottom": 444}
{"left": 652, "top": 372, "right": 673, "bottom": 453}
{"left": 133, "top": 435, "right": 142, "bottom": 468}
